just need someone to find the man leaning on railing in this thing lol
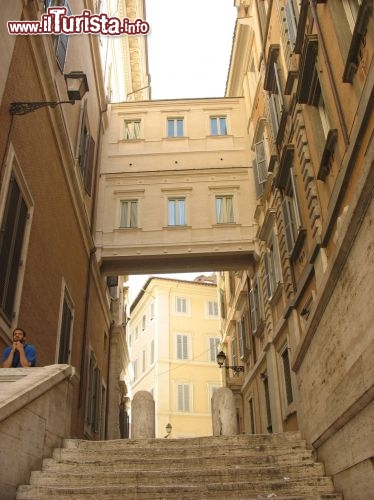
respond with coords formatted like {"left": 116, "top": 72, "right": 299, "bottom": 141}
{"left": 2, "top": 327, "right": 36, "bottom": 368}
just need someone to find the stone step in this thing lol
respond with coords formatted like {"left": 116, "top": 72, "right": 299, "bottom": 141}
{"left": 62, "top": 432, "right": 304, "bottom": 450}
{"left": 30, "top": 462, "right": 326, "bottom": 486}
{"left": 16, "top": 433, "right": 342, "bottom": 499}
{"left": 41, "top": 456, "right": 319, "bottom": 473}
{"left": 52, "top": 443, "right": 311, "bottom": 463}
{"left": 16, "top": 478, "right": 341, "bottom": 500}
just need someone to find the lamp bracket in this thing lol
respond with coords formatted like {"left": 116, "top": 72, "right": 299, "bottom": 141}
{"left": 10, "top": 100, "right": 75, "bottom": 116}
{"left": 225, "top": 365, "right": 245, "bottom": 373}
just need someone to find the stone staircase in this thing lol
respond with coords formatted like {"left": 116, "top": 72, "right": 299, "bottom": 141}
{"left": 16, "top": 432, "right": 343, "bottom": 499}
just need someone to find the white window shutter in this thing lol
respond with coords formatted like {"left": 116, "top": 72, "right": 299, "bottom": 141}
{"left": 285, "top": 0, "right": 297, "bottom": 47}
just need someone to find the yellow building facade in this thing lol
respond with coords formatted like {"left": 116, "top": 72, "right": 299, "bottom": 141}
{"left": 129, "top": 277, "right": 222, "bottom": 438}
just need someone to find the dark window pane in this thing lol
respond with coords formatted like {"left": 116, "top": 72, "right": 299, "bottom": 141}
{"left": 0, "top": 176, "right": 27, "bottom": 321}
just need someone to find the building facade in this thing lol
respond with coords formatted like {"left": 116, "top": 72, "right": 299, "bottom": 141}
{"left": 221, "top": 0, "right": 374, "bottom": 497}
{"left": 129, "top": 277, "right": 222, "bottom": 438}
{"left": 0, "top": 0, "right": 148, "bottom": 439}
{"left": 95, "top": 96, "right": 257, "bottom": 275}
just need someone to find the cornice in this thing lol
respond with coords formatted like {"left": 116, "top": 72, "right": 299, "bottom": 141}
{"left": 226, "top": 18, "right": 254, "bottom": 97}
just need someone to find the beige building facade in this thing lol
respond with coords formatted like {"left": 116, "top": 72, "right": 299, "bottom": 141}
{"left": 96, "top": 96, "right": 257, "bottom": 275}
{"left": 128, "top": 277, "right": 222, "bottom": 438}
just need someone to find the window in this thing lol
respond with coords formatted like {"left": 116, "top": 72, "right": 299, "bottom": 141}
{"left": 262, "top": 373, "right": 273, "bottom": 433}
{"left": 177, "top": 384, "right": 190, "bottom": 412}
{"left": 281, "top": 168, "right": 303, "bottom": 259}
{"left": 207, "top": 301, "right": 218, "bottom": 317}
{"left": 219, "top": 289, "right": 226, "bottom": 318}
{"left": 168, "top": 198, "right": 186, "bottom": 226}
{"left": 120, "top": 200, "right": 138, "bottom": 228}
{"left": 216, "top": 195, "right": 234, "bottom": 224}
{"left": 281, "top": 346, "right": 294, "bottom": 405}
{"left": 210, "top": 116, "right": 227, "bottom": 135}
{"left": 253, "top": 137, "right": 269, "bottom": 198}
{"left": 46, "top": 0, "right": 72, "bottom": 70}
{"left": 142, "top": 314, "right": 146, "bottom": 331}
{"left": 297, "top": 38, "right": 337, "bottom": 177}
{"left": 249, "top": 276, "right": 264, "bottom": 335}
{"left": 248, "top": 397, "right": 255, "bottom": 434}
{"left": 135, "top": 326, "right": 138, "bottom": 340}
{"left": 230, "top": 336, "right": 238, "bottom": 368}
{"left": 238, "top": 313, "right": 250, "bottom": 360}
{"left": 150, "top": 302, "right": 155, "bottom": 320}
{"left": 264, "top": 46, "right": 284, "bottom": 143}
{"left": 167, "top": 118, "right": 184, "bottom": 137}
{"left": 85, "top": 351, "right": 102, "bottom": 435}
{"left": 142, "top": 349, "right": 146, "bottom": 373}
{"left": 341, "top": 0, "right": 370, "bottom": 82}
{"left": 176, "top": 334, "right": 189, "bottom": 360}
{"left": 124, "top": 120, "right": 141, "bottom": 140}
{"left": 77, "top": 102, "right": 95, "bottom": 195}
{"left": 264, "top": 232, "right": 282, "bottom": 300}
{"left": 150, "top": 339, "right": 155, "bottom": 364}
{"left": 58, "top": 293, "right": 73, "bottom": 363}
{"left": 209, "top": 337, "right": 220, "bottom": 362}
{"left": 175, "top": 296, "right": 187, "bottom": 314}
{"left": 132, "top": 359, "right": 138, "bottom": 381}
{"left": 0, "top": 175, "right": 28, "bottom": 322}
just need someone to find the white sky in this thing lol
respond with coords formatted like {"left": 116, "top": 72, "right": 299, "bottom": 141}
{"left": 128, "top": 1, "right": 237, "bottom": 300}
{"left": 145, "top": 0, "right": 237, "bottom": 99}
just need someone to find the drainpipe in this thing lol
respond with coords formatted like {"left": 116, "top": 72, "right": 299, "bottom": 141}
{"left": 105, "top": 319, "right": 115, "bottom": 439}
{"left": 78, "top": 104, "right": 107, "bottom": 409}
{"left": 308, "top": 0, "right": 349, "bottom": 146}
{"left": 78, "top": 245, "right": 96, "bottom": 409}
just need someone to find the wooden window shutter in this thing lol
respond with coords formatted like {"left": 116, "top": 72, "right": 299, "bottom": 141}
{"left": 285, "top": 0, "right": 298, "bottom": 47}
{"left": 0, "top": 175, "right": 28, "bottom": 321}
{"left": 84, "top": 135, "right": 95, "bottom": 195}
{"left": 58, "top": 298, "right": 72, "bottom": 363}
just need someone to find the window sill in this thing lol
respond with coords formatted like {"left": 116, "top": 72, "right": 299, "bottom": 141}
{"left": 116, "top": 227, "right": 141, "bottom": 231}
{"left": 163, "top": 225, "right": 191, "bottom": 230}
{"left": 207, "top": 134, "right": 231, "bottom": 138}
{"left": 119, "top": 138, "right": 143, "bottom": 143}
{"left": 213, "top": 222, "right": 239, "bottom": 227}
{"left": 163, "top": 136, "right": 185, "bottom": 140}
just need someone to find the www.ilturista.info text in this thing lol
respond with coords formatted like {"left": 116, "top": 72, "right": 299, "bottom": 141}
{"left": 8, "top": 8, "right": 150, "bottom": 36}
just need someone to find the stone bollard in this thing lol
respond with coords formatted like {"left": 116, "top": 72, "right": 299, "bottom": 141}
{"left": 131, "top": 390, "right": 155, "bottom": 438}
{"left": 211, "top": 387, "right": 238, "bottom": 436}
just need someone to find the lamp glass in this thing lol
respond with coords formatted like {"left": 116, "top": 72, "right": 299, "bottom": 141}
{"left": 165, "top": 423, "right": 172, "bottom": 434}
{"left": 65, "top": 71, "right": 89, "bottom": 101}
{"left": 216, "top": 350, "right": 226, "bottom": 367}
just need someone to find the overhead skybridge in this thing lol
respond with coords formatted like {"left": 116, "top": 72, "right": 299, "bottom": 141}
{"left": 95, "top": 97, "right": 257, "bottom": 276}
